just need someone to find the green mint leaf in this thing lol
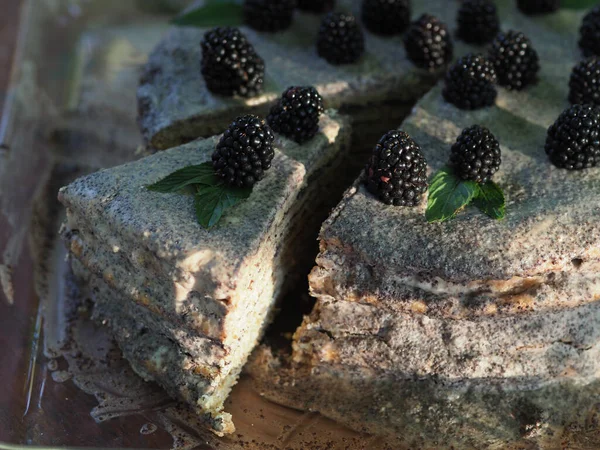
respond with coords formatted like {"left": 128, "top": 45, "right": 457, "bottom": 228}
{"left": 194, "top": 184, "right": 252, "bottom": 229}
{"left": 426, "top": 166, "right": 480, "bottom": 223}
{"left": 147, "top": 162, "right": 220, "bottom": 193}
{"left": 172, "top": 1, "right": 243, "bottom": 27}
{"left": 562, "top": 0, "right": 597, "bottom": 9}
{"left": 474, "top": 181, "right": 506, "bottom": 220}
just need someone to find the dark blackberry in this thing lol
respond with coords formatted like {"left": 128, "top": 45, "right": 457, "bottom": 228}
{"left": 201, "top": 27, "right": 265, "bottom": 97}
{"left": 450, "top": 125, "right": 501, "bottom": 183}
{"left": 365, "top": 131, "right": 429, "bottom": 206}
{"left": 443, "top": 53, "right": 497, "bottom": 110}
{"left": 404, "top": 14, "right": 453, "bottom": 71}
{"left": 580, "top": 7, "right": 600, "bottom": 57}
{"left": 569, "top": 56, "right": 600, "bottom": 106}
{"left": 317, "top": 12, "right": 365, "bottom": 65}
{"left": 516, "top": 0, "right": 560, "bottom": 15}
{"left": 488, "top": 30, "right": 539, "bottom": 90}
{"left": 267, "top": 86, "right": 324, "bottom": 143}
{"left": 361, "top": 0, "right": 411, "bottom": 36}
{"left": 297, "top": 0, "right": 335, "bottom": 13}
{"left": 243, "top": 0, "right": 296, "bottom": 32}
{"left": 456, "top": 0, "right": 500, "bottom": 45}
{"left": 545, "top": 104, "right": 600, "bottom": 170}
{"left": 212, "top": 115, "right": 275, "bottom": 187}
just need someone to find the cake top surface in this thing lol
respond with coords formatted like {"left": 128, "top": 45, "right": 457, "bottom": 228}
{"left": 320, "top": 6, "right": 598, "bottom": 284}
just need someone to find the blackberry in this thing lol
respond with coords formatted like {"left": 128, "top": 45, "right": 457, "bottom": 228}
{"left": 516, "top": 0, "right": 560, "bottom": 15}
{"left": 443, "top": 53, "right": 497, "bottom": 110}
{"left": 569, "top": 56, "right": 600, "bottom": 106}
{"left": 450, "top": 125, "right": 501, "bottom": 183}
{"left": 201, "top": 27, "right": 265, "bottom": 97}
{"left": 212, "top": 115, "right": 275, "bottom": 187}
{"left": 456, "top": 0, "right": 500, "bottom": 45}
{"left": 243, "top": 0, "right": 296, "bottom": 32}
{"left": 545, "top": 104, "right": 600, "bottom": 170}
{"left": 297, "top": 0, "right": 335, "bottom": 13}
{"left": 404, "top": 14, "right": 453, "bottom": 71}
{"left": 361, "top": 0, "right": 411, "bottom": 36}
{"left": 317, "top": 12, "right": 365, "bottom": 65}
{"left": 488, "top": 30, "right": 539, "bottom": 90}
{"left": 267, "top": 86, "right": 324, "bottom": 143}
{"left": 579, "top": 7, "right": 600, "bottom": 57}
{"left": 365, "top": 131, "right": 429, "bottom": 206}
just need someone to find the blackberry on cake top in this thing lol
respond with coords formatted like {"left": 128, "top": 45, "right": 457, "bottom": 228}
{"left": 297, "top": 0, "right": 335, "bottom": 13}
{"left": 569, "top": 56, "right": 600, "bottom": 106}
{"left": 317, "top": 12, "right": 365, "bottom": 65}
{"left": 212, "top": 115, "right": 275, "bottom": 188}
{"left": 580, "top": 6, "right": 600, "bottom": 57}
{"left": 243, "top": 0, "right": 296, "bottom": 32}
{"left": 450, "top": 125, "right": 501, "bottom": 184}
{"left": 365, "top": 130, "right": 429, "bottom": 206}
{"left": 267, "top": 86, "right": 324, "bottom": 143}
{"left": 404, "top": 14, "right": 453, "bottom": 71}
{"left": 456, "top": 0, "right": 500, "bottom": 45}
{"left": 443, "top": 53, "right": 497, "bottom": 110}
{"left": 361, "top": 0, "right": 411, "bottom": 36}
{"left": 201, "top": 27, "right": 265, "bottom": 97}
{"left": 516, "top": 0, "right": 560, "bottom": 15}
{"left": 545, "top": 104, "right": 600, "bottom": 170}
{"left": 488, "top": 30, "right": 539, "bottom": 90}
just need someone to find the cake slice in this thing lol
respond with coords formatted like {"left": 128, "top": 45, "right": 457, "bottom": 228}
{"left": 58, "top": 111, "right": 351, "bottom": 435}
{"left": 247, "top": 5, "right": 600, "bottom": 449}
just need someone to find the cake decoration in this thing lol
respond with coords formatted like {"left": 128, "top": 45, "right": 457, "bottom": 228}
{"left": 579, "top": 6, "right": 600, "bottom": 57}
{"left": 456, "top": 0, "right": 500, "bottom": 45}
{"left": 488, "top": 30, "right": 540, "bottom": 90}
{"left": 361, "top": 0, "right": 411, "bottom": 36}
{"left": 404, "top": 14, "right": 453, "bottom": 71}
{"left": 317, "top": 12, "right": 365, "bottom": 65}
{"left": 243, "top": 0, "right": 296, "bottom": 32}
{"left": 517, "top": 0, "right": 560, "bottom": 15}
{"left": 442, "top": 53, "right": 498, "bottom": 110}
{"left": 297, "top": 0, "right": 335, "bottom": 13}
{"left": 450, "top": 125, "right": 502, "bottom": 183}
{"left": 569, "top": 56, "right": 600, "bottom": 105}
{"left": 267, "top": 86, "right": 325, "bottom": 143}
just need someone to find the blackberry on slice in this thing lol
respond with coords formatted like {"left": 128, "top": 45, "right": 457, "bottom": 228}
{"left": 267, "top": 86, "right": 324, "bottom": 143}
{"left": 450, "top": 125, "right": 501, "bottom": 183}
{"left": 365, "top": 131, "right": 429, "bottom": 206}
{"left": 456, "top": 0, "right": 500, "bottom": 45}
{"left": 317, "top": 12, "right": 365, "bottom": 65}
{"left": 361, "top": 0, "right": 411, "bottom": 36}
{"left": 443, "top": 53, "right": 497, "bottom": 110}
{"left": 569, "top": 56, "right": 600, "bottom": 106}
{"left": 545, "top": 104, "right": 600, "bottom": 170}
{"left": 243, "top": 0, "right": 296, "bottom": 32}
{"left": 297, "top": 0, "right": 335, "bottom": 13}
{"left": 580, "top": 7, "right": 600, "bottom": 57}
{"left": 212, "top": 115, "right": 275, "bottom": 187}
{"left": 516, "top": 0, "right": 560, "bottom": 15}
{"left": 404, "top": 14, "right": 453, "bottom": 71}
{"left": 488, "top": 30, "right": 539, "bottom": 90}
{"left": 201, "top": 27, "right": 265, "bottom": 97}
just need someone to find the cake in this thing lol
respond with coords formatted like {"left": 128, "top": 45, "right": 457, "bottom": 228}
{"left": 58, "top": 111, "right": 351, "bottom": 435}
{"left": 247, "top": 4, "right": 600, "bottom": 449}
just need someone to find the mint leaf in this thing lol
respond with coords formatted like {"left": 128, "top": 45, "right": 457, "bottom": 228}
{"left": 426, "top": 166, "right": 480, "bottom": 223}
{"left": 194, "top": 184, "right": 252, "bottom": 228}
{"left": 172, "top": 1, "right": 243, "bottom": 27}
{"left": 147, "top": 162, "right": 220, "bottom": 193}
{"left": 474, "top": 181, "right": 505, "bottom": 220}
{"left": 562, "top": 0, "right": 597, "bottom": 9}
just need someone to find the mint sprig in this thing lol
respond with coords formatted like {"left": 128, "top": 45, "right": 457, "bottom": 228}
{"left": 172, "top": 1, "right": 243, "bottom": 27}
{"left": 147, "top": 161, "right": 252, "bottom": 229}
{"left": 426, "top": 165, "right": 506, "bottom": 223}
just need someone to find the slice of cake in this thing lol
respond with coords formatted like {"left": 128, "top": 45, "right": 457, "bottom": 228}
{"left": 58, "top": 111, "right": 351, "bottom": 435}
{"left": 248, "top": 6, "right": 600, "bottom": 449}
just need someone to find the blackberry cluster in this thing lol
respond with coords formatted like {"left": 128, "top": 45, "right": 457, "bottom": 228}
{"left": 201, "top": 27, "right": 265, "bottom": 97}
{"left": 317, "top": 12, "right": 365, "bottom": 65}
{"left": 545, "top": 104, "right": 600, "bottom": 170}
{"left": 579, "top": 7, "right": 600, "bottom": 57}
{"left": 456, "top": 0, "right": 500, "bottom": 45}
{"left": 404, "top": 14, "right": 453, "bottom": 71}
{"left": 243, "top": 0, "right": 296, "bottom": 32}
{"left": 297, "top": 0, "right": 335, "bottom": 13}
{"left": 569, "top": 56, "right": 600, "bottom": 106}
{"left": 488, "top": 30, "right": 539, "bottom": 90}
{"left": 365, "top": 131, "right": 429, "bottom": 206}
{"left": 443, "top": 53, "right": 497, "bottom": 110}
{"left": 212, "top": 115, "right": 275, "bottom": 187}
{"left": 267, "top": 86, "right": 324, "bottom": 143}
{"left": 450, "top": 125, "right": 501, "bottom": 183}
{"left": 361, "top": 0, "right": 411, "bottom": 36}
{"left": 516, "top": 0, "right": 560, "bottom": 15}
